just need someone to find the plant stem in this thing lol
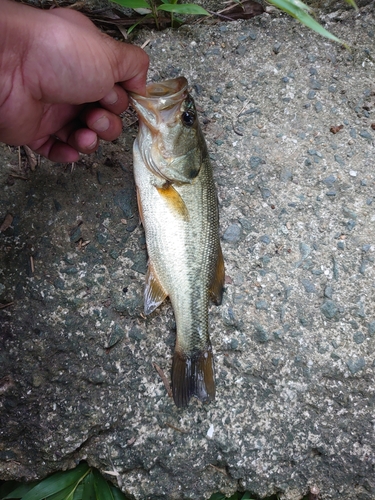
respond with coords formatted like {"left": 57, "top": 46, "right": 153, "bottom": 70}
{"left": 149, "top": 0, "right": 160, "bottom": 30}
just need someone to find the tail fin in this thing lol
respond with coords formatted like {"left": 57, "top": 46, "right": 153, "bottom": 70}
{"left": 172, "top": 346, "right": 215, "bottom": 408}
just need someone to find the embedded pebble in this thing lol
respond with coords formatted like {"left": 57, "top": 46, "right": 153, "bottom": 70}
{"left": 301, "top": 279, "right": 316, "bottom": 293}
{"left": 223, "top": 224, "right": 242, "bottom": 243}
{"left": 321, "top": 300, "right": 339, "bottom": 320}
{"left": 347, "top": 357, "right": 366, "bottom": 374}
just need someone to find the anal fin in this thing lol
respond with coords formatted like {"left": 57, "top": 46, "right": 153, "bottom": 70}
{"left": 172, "top": 346, "right": 215, "bottom": 408}
{"left": 156, "top": 183, "right": 189, "bottom": 221}
{"left": 210, "top": 244, "right": 225, "bottom": 306}
{"left": 144, "top": 263, "right": 168, "bottom": 315}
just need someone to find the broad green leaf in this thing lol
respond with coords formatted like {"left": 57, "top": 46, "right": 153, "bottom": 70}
{"left": 268, "top": 0, "right": 344, "bottom": 44}
{"left": 108, "top": 484, "right": 126, "bottom": 500}
{"left": 81, "top": 473, "right": 96, "bottom": 500}
{"left": 2, "top": 483, "right": 38, "bottom": 499}
{"left": 208, "top": 494, "right": 226, "bottom": 500}
{"left": 240, "top": 493, "right": 255, "bottom": 500}
{"left": 72, "top": 483, "right": 84, "bottom": 500}
{"left": 44, "top": 484, "right": 77, "bottom": 500}
{"left": 21, "top": 463, "right": 90, "bottom": 500}
{"left": 0, "top": 482, "right": 22, "bottom": 500}
{"left": 92, "top": 470, "right": 114, "bottom": 500}
{"left": 157, "top": 3, "right": 209, "bottom": 15}
{"left": 109, "top": 0, "right": 150, "bottom": 8}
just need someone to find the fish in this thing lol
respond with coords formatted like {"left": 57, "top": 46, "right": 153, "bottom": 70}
{"left": 129, "top": 77, "right": 224, "bottom": 408}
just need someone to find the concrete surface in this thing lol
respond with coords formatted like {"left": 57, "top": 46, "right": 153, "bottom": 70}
{"left": 0, "top": 2, "right": 375, "bottom": 499}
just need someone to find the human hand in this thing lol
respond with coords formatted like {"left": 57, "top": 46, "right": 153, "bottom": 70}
{"left": 0, "top": 0, "right": 149, "bottom": 162}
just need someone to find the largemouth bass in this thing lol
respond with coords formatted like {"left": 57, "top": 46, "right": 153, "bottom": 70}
{"left": 129, "top": 77, "right": 224, "bottom": 408}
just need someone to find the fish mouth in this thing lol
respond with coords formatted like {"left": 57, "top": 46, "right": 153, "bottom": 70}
{"left": 129, "top": 77, "right": 189, "bottom": 123}
{"left": 132, "top": 76, "right": 188, "bottom": 103}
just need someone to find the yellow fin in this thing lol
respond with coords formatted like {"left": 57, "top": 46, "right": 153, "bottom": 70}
{"left": 156, "top": 184, "right": 189, "bottom": 221}
{"left": 172, "top": 346, "right": 215, "bottom": 408}
{"left": 144, "top": 263, "right": 168, "bottom": 315}
{"left": 210, "top": 244, "right": 225, "bottom": 306}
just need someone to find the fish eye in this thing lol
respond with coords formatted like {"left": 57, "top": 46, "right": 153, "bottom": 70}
{"left": 181, "top": 111, "right": 195, "bottom": 127}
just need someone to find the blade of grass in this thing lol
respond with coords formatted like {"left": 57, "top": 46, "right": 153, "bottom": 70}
{"left": 268, "top": 0, "right": 345, "bottom": 45}
{"left": 157, "top": 3, "right": 209, "bottom": 15}
{"left": 127, "top": 13, "right": 153, "bottom": 33}
{"left": 20, "top": 463, "right": 90, "bottom": 500}
{"left": 109, "top": 0, "right": 150, "bottom": 8}
{"left": 344, "top": 0, "right": 358, "bottom": 9}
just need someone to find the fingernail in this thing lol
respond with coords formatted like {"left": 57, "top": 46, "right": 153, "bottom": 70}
{"left": 85, "top": 130, "right": 98, "bottom": 150}
{"left": 87, "top": 138, "right": 98, "bottom": 150}
{"left": 92, "top": 116, "right": 110, "bottom": 132}
{"left": 102, "top": 89, "right": 118, "bottom": 105}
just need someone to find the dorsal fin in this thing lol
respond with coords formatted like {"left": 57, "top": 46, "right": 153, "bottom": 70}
{"left": 209, "top": 244, "right": 225, "bottom": 306}
{"left": 156, "top": 184, "right": 189, "bottom": 221}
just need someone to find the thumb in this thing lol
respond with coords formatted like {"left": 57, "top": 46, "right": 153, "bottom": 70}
{"left": 51, "top": 8, "right": 149, "bottom": 96}
{"left": 107, "top": 37, "right": 149, "bottom": 96}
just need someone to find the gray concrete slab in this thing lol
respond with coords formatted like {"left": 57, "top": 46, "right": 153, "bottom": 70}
{"left": 0, "top": 3, "right": 374, "bottom": 499}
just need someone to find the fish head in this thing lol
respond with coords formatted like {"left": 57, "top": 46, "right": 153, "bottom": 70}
{"left": 130, "top": 77, "right": 204, "bottom": 184}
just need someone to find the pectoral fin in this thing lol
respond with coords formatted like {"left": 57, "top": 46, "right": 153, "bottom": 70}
{"left": 209, "top": 244, "right": 225, "bottom": 306}
{"left": 156, "top": 184, "right": 189, "bottom": 221}
{"left": 136, "top": 187, "right": 145, "bottom": 227}
{"left": 144, "top": 263, "right": 168, "bottom": 315}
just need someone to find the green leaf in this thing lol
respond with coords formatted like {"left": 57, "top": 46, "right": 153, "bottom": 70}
{"left": 240, "top": 493, "right": 255, "bottom": 500}
{"left": 72, "top": 483, "right": 84, "bottom": 500}
{"left": 20, "top": 463, "right": 90, "bottom": 500}
{"left": 268, "top": 0, "right": 344, "bottom": 45}
{"left": 92, "top": 470, "right": 114, "bottom": 500}
{"left": 208, "top": 494, "right": 226, "bottom": 500}
{"left": 108, "top": 485, "right": 126, "bottom": 500}
{"left": 2, "top": 483, "right": 38, "bottom": 500}
{"left": 81, "top": 473, "right": 96, "bottom": 500}
{"left": 109, "top": 0, "right": 150, "bottom": 8}
{"left": 157, "top": 3, "right": 209, "bottom": 15}
{"left": 127, "top": 12, "right": 153, "bottom": 33}
{"left": 43, "top": 485, "right": 77, "bottom": 500}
